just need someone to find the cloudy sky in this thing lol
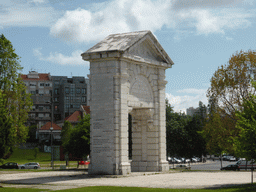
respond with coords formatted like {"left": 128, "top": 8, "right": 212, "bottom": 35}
{"left": 1, "top": 0, "right": 255, "bottom": 113}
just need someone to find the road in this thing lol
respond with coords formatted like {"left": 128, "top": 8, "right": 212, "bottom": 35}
{"left": 170, "top": 160, "right": 238, "bottom": 170}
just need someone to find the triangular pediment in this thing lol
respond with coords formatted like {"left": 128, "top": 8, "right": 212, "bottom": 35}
{"left": 123, "top": 34, "right": 169, "bottom": 64}
{"left": 82, "top": 30, "right": 174, "bottom": 67}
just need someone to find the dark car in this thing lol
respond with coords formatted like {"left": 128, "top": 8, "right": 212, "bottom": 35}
{"left": 220, "top": 164, "right": 240, "bottom": 171}
{"left": 0, "top": 162, "right": 19, "bottom": 169}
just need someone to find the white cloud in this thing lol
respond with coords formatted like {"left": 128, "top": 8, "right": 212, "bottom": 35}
{"left": 177, "top": 88, "right": 207, "bottom": 95}
{"left": 49, "top": 0, "right": 255, "bottom": 43}
{"left": 166, "top": 88, "right": 208, "bottom": 113}
{"left": 0, "top": 1, "right": 60, "bottom": 28}
{"left": 33, "top": 48, "right": 88, "bottom": 65}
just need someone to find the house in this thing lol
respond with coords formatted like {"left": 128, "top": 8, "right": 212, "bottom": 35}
{"left": 38, "top": 122, "right": 62, "bottom": 145}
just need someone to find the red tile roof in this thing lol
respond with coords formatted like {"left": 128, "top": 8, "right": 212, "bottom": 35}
{"left": 82, "top": 106, "right": 90, "bottom": 114}
{"left": 21, "top": 73, "right": 50, "bottom": 81}
{"left": 40, "top": 122, "right": 62, "bottom": 130}
{"left": 65, "top": 111, "right": 83, "bottom": 122}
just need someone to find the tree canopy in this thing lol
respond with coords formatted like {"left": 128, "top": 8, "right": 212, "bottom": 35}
{"left": 234, "top": 81, "right": 256, "bottom": 160}
{"left": 62, "top": 114, "right": 90, "bottom": 159}
{"left": 166, "top": 100, "right": 206, "bottom": 158}
{"left": 0, "top": 34, "right": 32, "bottom": 159}
{"left": 207, "top": 50, "right": 256, "bottom": 120}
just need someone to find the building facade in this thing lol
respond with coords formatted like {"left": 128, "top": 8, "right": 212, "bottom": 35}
{"left": 22, "top": 71, "right": 89, "bottom": 126}
{"left": 51, "top": 76, "right": 89, "bottom": 122}
{"left": 21, "top": 71, "right": 52, "bottom": 127}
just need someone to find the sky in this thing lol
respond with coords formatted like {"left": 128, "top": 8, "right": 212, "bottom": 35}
{"left": 1, "top": 0, "right": 256, "bottom": 113}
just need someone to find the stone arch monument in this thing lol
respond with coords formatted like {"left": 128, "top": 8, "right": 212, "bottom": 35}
{"left": 81, "top": 30, "right": 173, "bottom": 175}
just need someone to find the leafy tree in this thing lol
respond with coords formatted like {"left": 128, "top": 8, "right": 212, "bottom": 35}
{"left": 0, "top": 34, "right": 32, "bottom": 159}
{"left": 202, "top": 111, "right": 235, "bottom": 155}
{"left": 234, "top": 81, "right": 256, "bottom": 183}
{"left": 166, "top": 99, "right": 206, "bottom": 159}
{"left": 234, "top": 81, "right": 256, "bottom": 160}
{"left": 63, "top": 114, "right": 90, "bottom": 165}
{"left": 207, "top": 50, "right": 256, "bottom": 121}
{"left": 61, "top": 121, "right": 73, "bottom": 147}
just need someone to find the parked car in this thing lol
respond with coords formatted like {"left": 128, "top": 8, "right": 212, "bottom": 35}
{"left": 0, "top": 162, "right": 19, "bottom": 169}
{"left": 220, "top": 164, "right": 240, "bottom": 171}
{"left": 19, "top": 162, "right": 40, "bottom": 169}
{"left": 181, "top": 158, "right": 191, "bottom": 163}
{"left": 236, "top": 160, "right": 256, "bottom": 170}
{"left": 168, "top": 157, "right": 182, "bottom": 164}
{"left": 191, "top": 157, "right": 198, "bottom": 163}
{"left": 228, "top": 156, "right": 236, "bottom": 161}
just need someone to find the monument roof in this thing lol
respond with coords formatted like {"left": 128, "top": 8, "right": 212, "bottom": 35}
{"left": 82, "top": 30, "right": 174, "bottom": 66}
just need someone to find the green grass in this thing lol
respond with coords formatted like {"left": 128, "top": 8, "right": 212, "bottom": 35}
{"left": 1, "top": 148, "right": 81, "bottom": 170}
{"left": 2, "top": 184, "right": 256, "bottom": 192}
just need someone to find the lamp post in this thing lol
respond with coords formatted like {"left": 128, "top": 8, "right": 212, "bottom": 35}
{"left": 47, "top": 98, "right": 54, "bottom": 170}
{"left": 50, "top": 126, "right": 54, "bottom": 170}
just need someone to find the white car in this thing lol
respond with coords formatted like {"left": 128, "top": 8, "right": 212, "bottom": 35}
{"left": 19, "top": 162, "right": 40, "bottom": 169}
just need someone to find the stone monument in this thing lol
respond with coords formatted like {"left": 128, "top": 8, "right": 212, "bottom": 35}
{"left": 81, "top": 30, "right": 173, "bottom": 175}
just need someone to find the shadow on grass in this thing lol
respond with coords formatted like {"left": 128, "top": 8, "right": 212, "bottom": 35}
{"left": 204, "top": 183, "right": 256, "bottom": 191}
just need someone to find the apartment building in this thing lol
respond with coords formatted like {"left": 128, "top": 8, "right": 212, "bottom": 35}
{"left": 51, "top": 76, "right": 89, "bottom": 122}
{"left": 22, "top": 71, "right": 90, "bottom": 126}
{"left": 21, "top": 71, "right": 52, "bottom": 127}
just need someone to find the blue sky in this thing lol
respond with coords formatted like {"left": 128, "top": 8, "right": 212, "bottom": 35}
{"left": 1, "top": 0, "right": 256, "bottom": 113}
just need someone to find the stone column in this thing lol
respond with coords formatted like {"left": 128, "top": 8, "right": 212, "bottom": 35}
{"left": 157, "top": 68, "right": 169, "bottom": 172}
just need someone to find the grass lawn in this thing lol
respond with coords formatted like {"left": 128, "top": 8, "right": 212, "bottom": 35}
{"left": 1, "top": 148, "right": 81, "bottom": 170}
{"left": 2, "top": 184, "right": 256, "bottom": 192}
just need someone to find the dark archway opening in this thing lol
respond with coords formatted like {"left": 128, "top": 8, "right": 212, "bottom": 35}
{"left": 128, "top": 114, "right": 132, "bottom": 160}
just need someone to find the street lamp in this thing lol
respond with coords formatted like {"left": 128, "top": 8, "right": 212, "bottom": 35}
{"left": 46, "top": 98, "right": 54, "bottom": 170}
{"left": 50, "top": 126, "right": 54, "bottom": 170}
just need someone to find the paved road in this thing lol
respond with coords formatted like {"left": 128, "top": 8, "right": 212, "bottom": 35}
{"left": 191, "top": 160, "right": 234, "bottom": 170}
{"left": 170, "top": 160, "right": 238, "bottom": 170}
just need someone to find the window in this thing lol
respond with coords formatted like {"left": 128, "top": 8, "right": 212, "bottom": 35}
{"left": 30, "top": 91, "right": 36, "bottom": 95}
{"left": 45, "top": 90, "right": 49, "bottom": 94}
{"left": 65, "top": 96, "right": 69, "bottom": 100}
{"left": 39, "top": 90, "right": 44, "bottom": 96}
{"left": 70, "top": 88, "right": 74, "bottom": 94}
{"left": 55, "top": 106, "right": 58, "bottom": 111}
{"left": 45, "top": 113, "right": 50, "bottom": 117}
{"left": 40, "top": 83, "right": 44, "bottom": 87}
{"left": 54, "top": 97, "right": 58, "bottom": 102}
{"left": 65, "top": 88, "right": 69, "bottom": 94}
{"left": 55, "top": 88, "right": 59, "bottom": 95}
{"left": 38, "top": 113, "right": 44, "bottom": 118}
{"left": 45, "top": 83, "right": 50, "bottom": 87}
{"left": 32, "top": 106, "right": 36, "bottom": 111}
{"left": 65, "top": 104, "right": 69, "bottom": 109}
{"left": 82, "top": 88, "right": 86, "bottom": 94}
{"left": 76, "top": 88, "right": 81, "bottom": 94}
{"left": 38, "top": 106, "right": 44, "bottom": 111}
{"left": 70, "top": 104, "right": 73, "bottom": 108}
{"left": 45, "top": 106, "right": 50, "bottom": 109}
{"left": 30, "top": 83, "right": 36, "bottom": 86}
{"left": 82, "top": 97, "right": 86, "bottom": 102}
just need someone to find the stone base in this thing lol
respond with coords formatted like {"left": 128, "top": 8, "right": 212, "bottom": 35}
{"left": 88, "top": 162, "right": 131, "bottom": 175}
{"left": 159, "top": 160, "right": 169, "bottom": 172}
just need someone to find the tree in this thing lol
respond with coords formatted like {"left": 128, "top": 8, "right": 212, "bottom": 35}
{"left": 234, "top": 81, "right": 256, "bottom": 183}
{"left": 166, "top": 100, "right": 206, "bottom": 159}
{"left": 207, "top": 50, "right": 256, "bottom": 120}
{"left": 0, "top": 34, "right": 32, "bottom": 159}
{"left": 234, "top": 81, "right": 256, "bottom": 160}
{"left": 63, "top": 114, "right": 90, "bottom": 166}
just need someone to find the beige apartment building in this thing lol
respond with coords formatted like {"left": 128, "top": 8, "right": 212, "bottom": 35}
{"left": 21, "top": 71, "right": 53, "bottom": 128}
